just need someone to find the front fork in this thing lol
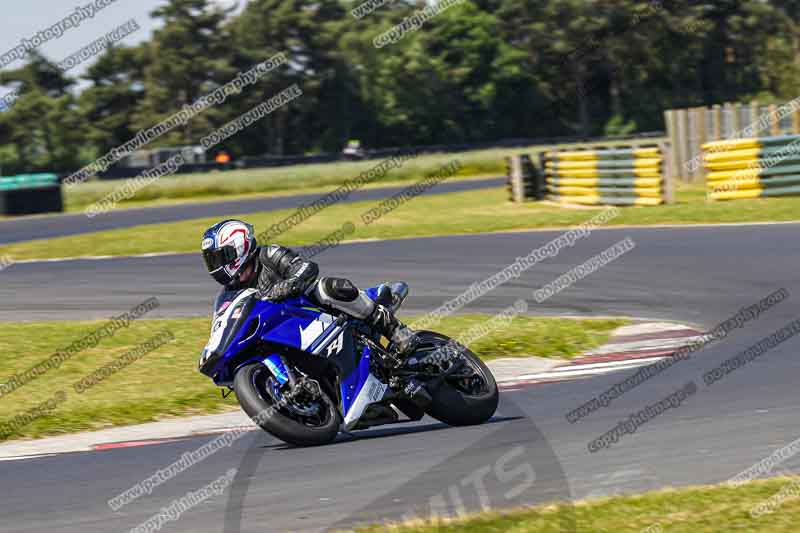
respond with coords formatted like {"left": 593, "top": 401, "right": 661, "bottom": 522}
{"left": 266, "top": 353, "right": 326, "bottom": 397}
{"left": 263, "top": 354, "right": 290, "bottom": 385}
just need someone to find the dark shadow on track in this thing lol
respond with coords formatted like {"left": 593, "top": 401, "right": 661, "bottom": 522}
{"left": 337, "top": 416, "right": 524, "bottom": 443}
{"left": 250, "top": 416, "right": 525, "bottom": 451}
{"left": 224, "top": 398, "right": 575, "bottom": 532}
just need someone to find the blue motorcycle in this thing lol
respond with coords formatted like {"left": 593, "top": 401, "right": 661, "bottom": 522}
{"left": 198, "top": 282, "right": 499, "bottom": 446}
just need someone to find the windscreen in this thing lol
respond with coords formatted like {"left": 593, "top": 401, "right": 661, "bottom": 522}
{"left": 214, "top": 288, "right": 243, "bottom": 316}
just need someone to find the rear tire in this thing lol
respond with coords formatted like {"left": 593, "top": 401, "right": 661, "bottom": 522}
{"left": 234, "top": 363, "right": 340, "bottom": 446}
{"left": 418, "top": 333, "right": 499, "bottom": 426}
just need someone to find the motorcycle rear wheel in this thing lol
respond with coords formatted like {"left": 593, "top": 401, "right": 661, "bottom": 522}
{"left": 234, "top": 363, "right": 340, "bottom": 446}
{"left": 416, "top": 332, "right": 499, "bottom": 426}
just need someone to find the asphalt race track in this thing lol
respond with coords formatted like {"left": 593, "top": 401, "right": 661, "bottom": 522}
{"left": 2, "top": 222, "right": 800, "bottom": 532}
{"left": 0, "top": 177, "right": 503, "bottom": 244}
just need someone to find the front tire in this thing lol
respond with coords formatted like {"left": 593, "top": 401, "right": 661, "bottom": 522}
{"left": 416, "top": 333, "right": 499, "bottom": 426}
{"left": 234, "top": 363, "right": 340, "bottom": 446}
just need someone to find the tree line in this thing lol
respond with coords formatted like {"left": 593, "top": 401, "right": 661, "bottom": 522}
{"left": 1, "top": 0, "right": 799, "bottom": 175}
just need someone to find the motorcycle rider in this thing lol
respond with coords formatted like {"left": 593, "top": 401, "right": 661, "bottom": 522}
{"left": 201, "top": 219, "right": 419, "bottom": 358}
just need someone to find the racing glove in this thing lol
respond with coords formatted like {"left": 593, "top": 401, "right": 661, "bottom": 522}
{"left": 258, "top": 278, "right": 304, "bottom": 301}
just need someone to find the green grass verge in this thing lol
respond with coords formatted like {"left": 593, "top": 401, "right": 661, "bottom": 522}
{"left": 4, "top": 181, "right": 800, "bottom": 261}
{"left": 434, "top": 315, "right": 627, "bottom": 361}
{"left": 0, "top": 314, "right": 623, "bottom": 441}
{"left": 64, "top": 139, "right": 659, "bottom": 212}
{"left": 355, "top": 477, "right": 800, "bottom": 532}
{"left": 63, "top": 149, "right": 504, "bottom": 212}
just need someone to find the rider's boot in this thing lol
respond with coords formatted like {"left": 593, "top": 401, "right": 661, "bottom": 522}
{"left": 367, "top": 304, "right": 419, "bottom": 360}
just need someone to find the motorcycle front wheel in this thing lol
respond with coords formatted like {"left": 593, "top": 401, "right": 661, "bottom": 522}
{"left": 234, "top": 363, "right": 340, "bottom": 446}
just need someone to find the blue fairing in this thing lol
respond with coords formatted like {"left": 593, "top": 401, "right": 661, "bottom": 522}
{"left": 200, "top": 284, "right": 405, "bottom": 422}
{"left": 340, "top": 345, "right": 372, "bottom": 415}
{"left": 201, "top": 293, "right": 332, "bottom": 384}
{"left": 257, "top": 297, "right": 329, "bottom": 350}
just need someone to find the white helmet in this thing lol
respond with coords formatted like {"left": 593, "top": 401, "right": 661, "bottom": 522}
{"left": 201, "top": 219, "right": 258, "bottom": 285}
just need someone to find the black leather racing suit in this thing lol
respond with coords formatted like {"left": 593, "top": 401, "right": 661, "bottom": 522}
{"left": 222, "top": 244, "right": 418, "bottom": 355}
{"left": 225, "top": 244, "right": 318, "bottom": 300}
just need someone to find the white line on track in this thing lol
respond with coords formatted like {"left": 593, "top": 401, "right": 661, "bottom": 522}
{"left": 0, "top": 453, "right": 57, "bottom": 462}
{"left": 13, "top": 251, "right": 186, "bottom": 264}
{"left": 517, "top": 356, "right": 667, "bottom": 381}
{"left": 584, "top": 336, "right": 705, "bottom": 356}
{"left": 8, "top": 220, "right": 800, "bottom": 265}
{"left": 613, "top": 322, "right": 696, "bottom": 335}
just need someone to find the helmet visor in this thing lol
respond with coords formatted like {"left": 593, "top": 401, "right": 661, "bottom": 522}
{"left": 202, "top": 244, "right": 239, "bottom": 273}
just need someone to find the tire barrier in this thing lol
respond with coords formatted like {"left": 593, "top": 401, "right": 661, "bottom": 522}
{"left": 704, "top": 135, "right": 800, "bottom": 200}
{"left": 665, "top": 99, "right": 800, "bottom": 183}
{"left": 506, "top": 154, "right": 545, "bottom": 202}
{"left": 543, "top": 144, "right": 673, "bottom": 206}
{"left": 0, "top": 173, "right": 63, "bottom": 215}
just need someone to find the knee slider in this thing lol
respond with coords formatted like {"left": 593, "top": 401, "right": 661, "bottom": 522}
{"left": 322, "top": 277, "right": 359, "bottom": 302}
